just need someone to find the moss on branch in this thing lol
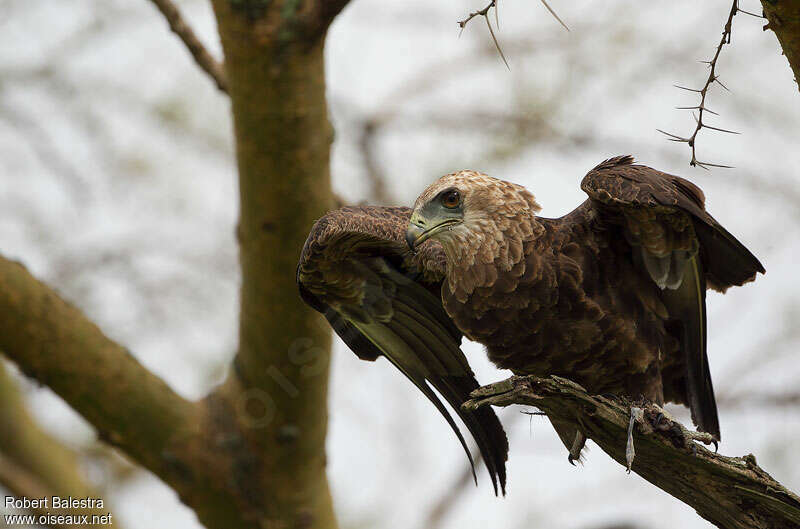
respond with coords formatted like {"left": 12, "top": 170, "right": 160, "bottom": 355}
{"left": 762, "top": 0, "right": 800, "bottom": 92}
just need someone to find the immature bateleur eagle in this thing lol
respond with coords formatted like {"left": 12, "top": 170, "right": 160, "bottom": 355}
{"left": 297, "top": 156, "right": 764, "bottom": 494}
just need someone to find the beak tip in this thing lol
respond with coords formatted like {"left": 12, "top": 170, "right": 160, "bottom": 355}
{"left": 405, "top": 231, "right": 417, "bottom": 251}
{"left": 405, "top": 222, "right": 425, "bottom": 251}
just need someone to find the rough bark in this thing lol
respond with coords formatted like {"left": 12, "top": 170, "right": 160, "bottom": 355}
{"left": 203, "top": 2, "right": 347, "bottom": 528}
{"left": 762, "top": 0, "right": 800, "bottom": 91}
{"left": 464, "top": 375, "right": 800, "bottom": 529}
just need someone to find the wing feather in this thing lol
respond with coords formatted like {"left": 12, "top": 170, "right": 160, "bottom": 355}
{"left": 581, "top": 156, "right": 764, "bottom": 441}
{"left": 298, "top": 206, "right": 508, "bottom": 494}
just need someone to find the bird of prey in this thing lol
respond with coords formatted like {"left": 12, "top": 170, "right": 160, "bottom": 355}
{"left": 297, "top": 155, "right": 764, "bottom": 494}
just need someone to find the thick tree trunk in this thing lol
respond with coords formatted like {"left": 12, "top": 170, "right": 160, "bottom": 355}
{"left": 762, "top": 0, "right": 800, "bottom": 91}
{"left": 0, "top": 1, "right": 346, "bottom": 527}
{"left": 206, "top": 2, "right": 343, "bottom": 528}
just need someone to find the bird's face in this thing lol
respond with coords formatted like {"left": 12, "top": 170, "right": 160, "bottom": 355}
{"left": 405, "top": 171, "right": 540, "bottom": 252}
{"left": 405, "top": 184, "right": 466, "bottom": 249}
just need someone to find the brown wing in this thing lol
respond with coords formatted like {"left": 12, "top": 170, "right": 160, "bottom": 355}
{"left": 297, "top": 206, "right": 508, "bottom": 495}
{"left": 581, "top": 155, "right": 765, "bottom": 441}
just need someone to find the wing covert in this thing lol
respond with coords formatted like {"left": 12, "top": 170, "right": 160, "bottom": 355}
{"left": 581, "top": 156, "right": 765, "bottom": 441}
{"left": 297, "top": 206, "right": 508, "bottom": 494}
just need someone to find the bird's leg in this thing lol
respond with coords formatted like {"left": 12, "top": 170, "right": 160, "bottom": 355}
{"left": 686, "top": 430, "right": 718, "bottom": 453}
{"left": 649, "top": 403, "right": 675, "bottom": 431}
{"left": 625, "top": 407, "right": 644, "bottom": 473}
{"left": 646, "top": 404, "right": 718, "bottom": 452}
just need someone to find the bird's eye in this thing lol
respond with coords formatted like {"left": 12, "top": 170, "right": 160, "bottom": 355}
{"left": 441, "top": 190, "right": 461, "bottom": 209}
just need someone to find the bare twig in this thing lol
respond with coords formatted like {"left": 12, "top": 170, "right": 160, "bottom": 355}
{"left": 458, "top": 1, "right": 509, "bottom": 69}
{"left": 718, "top": 391, "right": 800, "bottom": 409}
{"left": 659, "top": 0, "right": 741, "bottom": 169}
{"left": 147, "top": 0, "right": 228, "bottom": 92}
{"left": 457, "top": 0, "right": 497, "bottom": 31}
{"left": 457, "top": 0, "right": 568, "bottom": 67}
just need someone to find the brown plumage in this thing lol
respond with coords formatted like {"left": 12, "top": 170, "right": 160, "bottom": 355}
{"left": 297, "top": 155, "right": 764, "bottom": 493}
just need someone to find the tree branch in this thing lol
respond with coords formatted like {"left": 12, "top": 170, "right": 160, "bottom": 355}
{"left": 0, "top": 454, "right": 67, "bottom": 529}
{"left": 0, "top": 256, "right": 199, "bottom": 468}
{"left": 761, "top": 0, "right": 800, "bottom": 92}
{"left": 0, "top": 256, "right": 258, "bottom": 528}
{"left": 464, "top": 375, "right": 800, "bottom": 529}
{"left": 147, "top": 0, "right": 228, "bottom": 92}
{"left": 0, "top": 453, "right": 112, "bottom": 529}
{"left": 0, "top": 361, "right": 111, "bottom": 523}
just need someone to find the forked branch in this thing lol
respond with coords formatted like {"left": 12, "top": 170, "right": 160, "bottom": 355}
{"left": 464, "top": 375, "right": 800, "bottom": 529}
{"left": 458, "top": 0, "right": 568, "bottom": 68}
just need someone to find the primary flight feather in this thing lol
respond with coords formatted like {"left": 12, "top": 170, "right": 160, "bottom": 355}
{"left": 297, "top": 155, "right": 764, "bottom": 493}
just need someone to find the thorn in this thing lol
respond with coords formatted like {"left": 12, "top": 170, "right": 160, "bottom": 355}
{"left": 485, "top": 15, "right": 510, "bottom": 69}
{"left": 539, "top": 0, "right": 570, "bottom": 32}
{"left": 694, "top": 160, "right": 734, "bottom": 169}
{"left": 673, "top": 84, "right": 703, "bottom": 93}
{"left": 656, "top": 129, "right": 690, "bottom": 142}
{"left": 737, "top": 7, "right": 764, "bottom": 19}
{"left": 703, "top": 124, "right": 740, "bottom": 134}
{"left": 713, "top": 76, "right": 731, "bottom": 91}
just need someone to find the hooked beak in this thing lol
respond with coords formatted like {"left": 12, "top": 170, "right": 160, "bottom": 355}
{"left": 405, "top": 217, "right": 461, "bottom": 250}
{"left": 405, "top": 222, "right": 426, "bottom": 250}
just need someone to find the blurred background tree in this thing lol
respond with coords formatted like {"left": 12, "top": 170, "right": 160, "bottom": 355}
{"left": 0, "top": 1, "right": 798, "bottom": 528}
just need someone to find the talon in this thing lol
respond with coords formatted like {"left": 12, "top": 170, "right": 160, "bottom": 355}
{"left": 568, "top": 454, "right": 576, "bottom": 466}
{"left": 686, "top": 430, "right": 717, "bottom": 453}
{"left": 653, "top": 412, "right": 664, "bottom": 428}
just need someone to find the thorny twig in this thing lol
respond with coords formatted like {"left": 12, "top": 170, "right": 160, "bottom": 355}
{"left": 147, "top": 0, "right": 228, "bottom": 92}
{"left": 458, "top": 1, "right": 509, "bottom": 68}
{"left": 458, "top": 0, "right": 568, "bottom": 68}
{"left": 658, "top": 0, "right": 744, "bottom": 169}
